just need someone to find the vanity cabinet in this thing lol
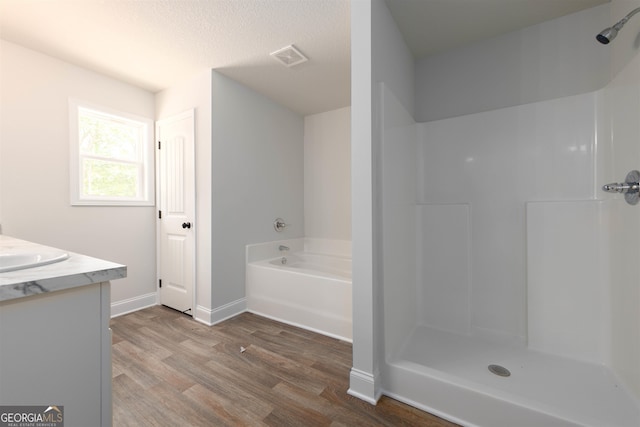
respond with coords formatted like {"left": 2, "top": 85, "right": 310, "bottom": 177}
{"left": 0, "top": 236, "right": 126, "bottom": 427}
{"left": 0, "top": 283, "right": 112, "bottom": 426}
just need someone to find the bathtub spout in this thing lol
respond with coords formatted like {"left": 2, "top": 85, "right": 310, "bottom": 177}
{"left": 279, "top": 245, "right": 290, "bottom": 252}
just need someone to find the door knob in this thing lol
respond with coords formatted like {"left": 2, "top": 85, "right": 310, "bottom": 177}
{"left": 182, "top": 222, "right": 192, "bottom": 229}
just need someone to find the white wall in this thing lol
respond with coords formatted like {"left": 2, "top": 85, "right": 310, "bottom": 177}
{"left": 349, "top": 0, "right": 415, "bottom": 403}
{"left": 304, "top": 106, "right": 351, "bottom": 241}
{"left": 155, "top": 69, "right": 213, "bottom": 322}
{"left": 380, "top": 83, "right": 417, "bottom": 358}
{"left": 610, "top": 0, "right": 640, "bottom": 77}
{"left": 0, "top": 41, "right": 156, "bottom": 312}
{"left": 371, "top": 1, "right": 415, "bottom": 118}
{"left": 372, "top": 0, "right": 416, "bottom": 385}
{"left": 349, "top": 0, "right": 376, "bottom": 403}
{"left": 210, "top": 71, "right": 304, "bottom": 320}
{"left": 415, "top": 4, "right": 610, "bottom": 122}
{"left": 604, "top": 31, "right": 640, "bottom": 398}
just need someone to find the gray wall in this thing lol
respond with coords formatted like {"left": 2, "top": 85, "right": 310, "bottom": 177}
{"left": 211, "top": 71, "right": 304, "bottom": 310}
{"left": 415, "top": 4, "right": 610, "bottom": 122}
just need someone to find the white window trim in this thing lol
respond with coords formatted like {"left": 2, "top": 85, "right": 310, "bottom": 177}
{"left": 69, "top": 98, "right": 155, "bottom": 206}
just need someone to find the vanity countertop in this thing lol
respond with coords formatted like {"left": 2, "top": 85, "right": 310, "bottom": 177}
{"left": 0, "top": 235, "right": 126, "bottom": 302}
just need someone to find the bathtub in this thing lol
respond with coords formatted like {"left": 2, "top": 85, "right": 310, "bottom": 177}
{"left": 246, "top": 239, "right": 352, "bottom": 341}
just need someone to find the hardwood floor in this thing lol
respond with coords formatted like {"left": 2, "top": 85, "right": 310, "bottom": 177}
{"left": 110, "top": 306, "right": 458, "bottom": 426}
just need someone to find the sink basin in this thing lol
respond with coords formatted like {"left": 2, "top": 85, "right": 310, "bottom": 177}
{"left": 0, "top": 251, "right": 69, "bottom": 273}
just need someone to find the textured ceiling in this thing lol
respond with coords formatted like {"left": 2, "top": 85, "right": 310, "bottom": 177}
{"left": 0, "top": 0, "right": 611, "bottom": 116}
{"left": 386, "top": 0, "right": 611, "bottom": 59}
{"left": 0, "top": 0, "right": 350, "bottom": 116}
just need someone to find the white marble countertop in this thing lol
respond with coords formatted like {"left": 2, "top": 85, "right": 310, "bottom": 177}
{"left": 0, "top": 235, "right": 126, "bottom": 302}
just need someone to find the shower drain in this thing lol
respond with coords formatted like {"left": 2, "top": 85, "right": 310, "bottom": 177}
{"left": 488, "top": 364, "right": 511, "bottom": 377}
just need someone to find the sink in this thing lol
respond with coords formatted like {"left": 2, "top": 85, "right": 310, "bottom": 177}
{"left": 0, "top": 251, "right": 69, "bottom": 273}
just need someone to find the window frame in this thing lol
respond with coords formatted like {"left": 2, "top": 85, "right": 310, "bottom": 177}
{"left": 69, "top": 99, "right": 155, "bottom": 206}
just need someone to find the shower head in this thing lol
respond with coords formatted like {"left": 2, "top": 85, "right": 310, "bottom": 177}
{"left": 597, "top": 7, "right": 640, "bottom": 45}
{"left": 596, "top": 26, "right": 618, "bottom": 44}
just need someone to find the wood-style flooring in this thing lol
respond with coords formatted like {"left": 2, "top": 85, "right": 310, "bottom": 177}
{"left": 110, "top": 306, "right": 458, "bottom": 426}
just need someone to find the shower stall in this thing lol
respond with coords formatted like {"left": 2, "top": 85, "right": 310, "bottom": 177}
{"left": 363, "top": 2, "right": 640, "bottom": 426}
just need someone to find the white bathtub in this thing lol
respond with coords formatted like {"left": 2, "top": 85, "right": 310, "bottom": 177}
{"left": 246, "top": 239, "right": 352, "bottom": 341}
{"left": 265, "top": 253, "right": 351, "bottom": 280}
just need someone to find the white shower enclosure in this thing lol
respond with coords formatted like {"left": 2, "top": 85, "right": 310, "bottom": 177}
{"left": 376, "top": 12, "right": 640, "bottom": 427}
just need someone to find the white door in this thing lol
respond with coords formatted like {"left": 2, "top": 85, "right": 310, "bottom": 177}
{"left": 156, "top": 110, "right": 196, "bottom": 314}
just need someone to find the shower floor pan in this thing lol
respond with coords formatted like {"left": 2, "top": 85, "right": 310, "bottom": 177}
{"left": 384, "top": 325, "right": 640, "bottom": 427}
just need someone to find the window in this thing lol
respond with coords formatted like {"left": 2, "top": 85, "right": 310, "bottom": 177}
{"left": 70, "top": 99, "right": 154, "bottom": 206}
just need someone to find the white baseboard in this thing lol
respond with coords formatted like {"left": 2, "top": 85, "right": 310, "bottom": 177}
{"left": 348, "top": 368, "right": 382, "bottom": 404}
{"left": 193, "top": 298, "right": 247, "bottom": 326}
{"left": 110, "top": 292, "right": 158, "bottom": 318}
{"left": 246, "top": 308, "right": 352, "bottom": 343}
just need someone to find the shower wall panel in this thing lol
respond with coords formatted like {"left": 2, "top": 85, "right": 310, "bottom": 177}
{"left": 418, "top": 92, "right": 598, "bottom": 341}
{"left": 605, "top": 50, "right": 640, "bottom": 400}
{"left": 417, "top": 204, "right": 471, "bottom": 335}
{"left": 609, "top": 199, "right": 640, "bottom": 399}
{"left": 526, "top": 200, "right": 610, "bottom": 364}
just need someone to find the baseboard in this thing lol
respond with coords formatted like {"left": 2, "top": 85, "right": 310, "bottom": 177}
{"left": 110, "top": 292, "right": 158, "bottom": 318}
{"left": 246, "top": 308, "right": 352, "bottom": 343}
{"left": 193, "top": 298, "right": 247, "bottom": 326}
{"left": 347, "top": 368, "right": 382, "bottom": 404}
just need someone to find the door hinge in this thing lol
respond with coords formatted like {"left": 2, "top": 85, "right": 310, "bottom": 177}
{"left": 158, "top": 210, "right": 162, "bottom": 219}
{"left": 159, "top": 279, "right": 162, "bottom": 288}
{"left": 158, "top": 140, "right": 161, "bottom": 149}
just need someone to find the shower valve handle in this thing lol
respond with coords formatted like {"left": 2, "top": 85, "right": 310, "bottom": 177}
{"left": 602, "top": 170, "right": 640, "bottom": 205}
{"left": 602, "top": 182, "right": 638, "bottom": 193}
{"left": 273, "top": 218, "right": 290, "bottom": 232}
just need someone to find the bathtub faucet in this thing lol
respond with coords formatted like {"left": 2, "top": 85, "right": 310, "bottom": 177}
{"left": 278, "top": 245, "right": 289, "bottom": 252}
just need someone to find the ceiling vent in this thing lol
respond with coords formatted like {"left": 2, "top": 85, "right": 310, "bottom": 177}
{"left": 270, "top": 45, "right": 308, "bottom": 68}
